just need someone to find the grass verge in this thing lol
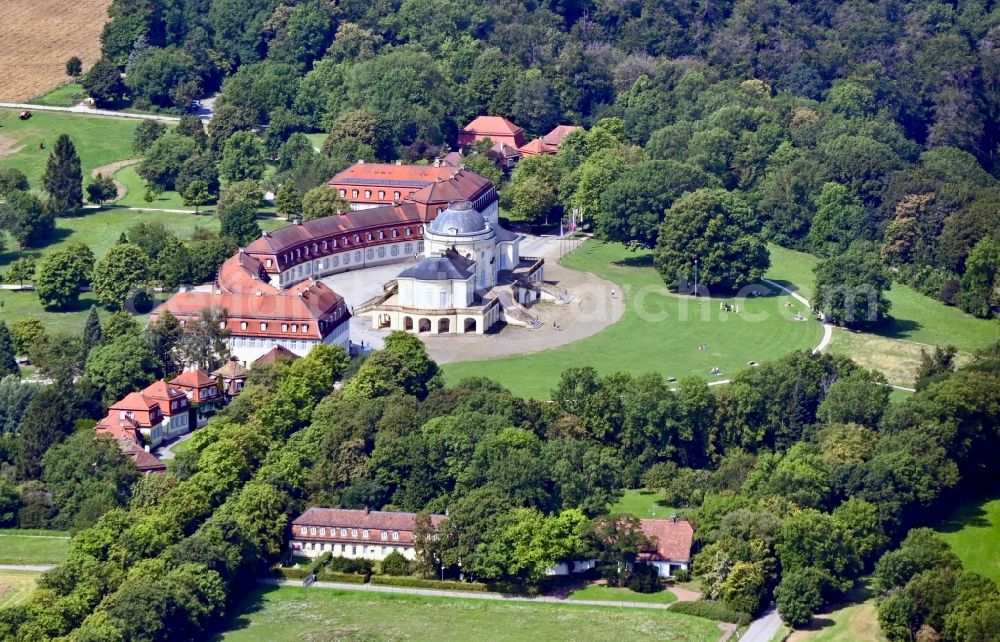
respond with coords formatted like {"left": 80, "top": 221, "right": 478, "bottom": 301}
{"left": 567, "top": 584, "right": 677, "bottom": 604}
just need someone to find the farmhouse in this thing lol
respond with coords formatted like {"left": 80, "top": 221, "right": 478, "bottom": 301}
{"left": 638, "top": 517, "right": 695, "bottom": 578}
{"left": 290, "top": 507, "right": 446, "bottom": 561}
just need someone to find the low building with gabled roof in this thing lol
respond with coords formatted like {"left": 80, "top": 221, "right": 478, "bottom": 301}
{"left": 254, "top": 345, "right": 300, "bottom": 365}
{"left": 637, "top": 517, "right": 695, "bottom": 577}
{"left": 457, "top": 115, "right": 526, "bottom": 149}
{"left": 290, "top": 507, "right": 446, "bottom": 561}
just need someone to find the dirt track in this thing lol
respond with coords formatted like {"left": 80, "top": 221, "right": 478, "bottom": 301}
{"left": 90, "top": 158, "right": 140, "bottom": 201}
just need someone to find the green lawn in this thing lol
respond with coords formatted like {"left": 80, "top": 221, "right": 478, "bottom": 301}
{"left": 567, "top": 584, "right": 677, "bottom": 604}
{"left": 113, "top": 164, "right": 190, "bottom": 210}
{"left": 442, "top": 241, "right": 823, "bottom": 398}
{"left": 304, "top": 133, "right": 326, "bottom": 150}
{"left": 0, "top": 571, "right": 41, "bottom": 609}
{"left": 217, "top": 586, "right": 716, "bottom": 642}
{"left": 30, "top": 82, "right": 88, "bottom": 107}
{"left": 789, "top": 583, "right": 884, "bottom": 642}
{"left": 610, "top": 489, "right": 681, "bottom": 519}
{"left": 0, "top": 290, "right": 136, "bottom": 335}
{"left": 767, "top": 245, "right": 997, "bottom": 352}
{"left": 0, "top": 109, "right": 141, "bottom": 188}
{"left": 935, "top": 495, "right": 1000, "bottom": 586}
{"left": 0, "top": 529, "right": 70, "bottom": 565}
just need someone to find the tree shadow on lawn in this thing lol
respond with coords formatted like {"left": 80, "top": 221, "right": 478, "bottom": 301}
{"left": 798, "top": 581, "right": 877, "bottom": 633}
{"left": 874, "top": 317, "right": 922, "bottom": 341}
{"left": 207, "top": 585, "right": 279, "bottom": 640}
{"left": 934, "top": 495, "right": 996, "bottom": 532}
{"left": 612, "top": 254, "right": 655, "bottom": 269}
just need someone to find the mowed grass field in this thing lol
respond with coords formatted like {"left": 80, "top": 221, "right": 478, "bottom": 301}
{"left": 0, "top": 109, "right": 140, "bottom": 188}
{"left": 767, "top": 245, "right": 998, "bottom": 387}
{"left": 0, "top": 0, "right": 111, "bottom": 101}
{"left": 0, "top": 528, "right": 70, "bottom": 565}
{"left": 442, "top": 242, "right": 823, "bottom": 398}
{"left": 935, "top": 495, "right": 1000, "bottom": 585}
{"left": 0, "top": 571, "right": 41, "bottom": 610}
{"left": 567, "top": 584, "right": 677, "bottom": 605}
{"left": 216, "top": 586, "right": 717, "bottom": 642}
{"left": 788, "top": 583, "right": 885, "bottom": 642}
{"left": 610, "top": 489, "right": 681, "bottom": 520}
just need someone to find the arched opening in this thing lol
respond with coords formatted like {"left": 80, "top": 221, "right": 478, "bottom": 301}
{"left": 418, "top": 318, "right": 431, "bottom": 333}
{"left": 378, "top": 314, "right": 390, "bottom": 329}
{"left": 438, "top": 318, "right": 450, "bottom": 333}
{"left": 403, "top": 316, "right": 413, "bottom": 331}
{"left": 464, "top": 318, "right": 477, "bottom": 333}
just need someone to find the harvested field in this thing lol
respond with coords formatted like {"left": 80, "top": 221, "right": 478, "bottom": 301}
{"left": 0, "top": 0, "right": 112, "bottom": 101}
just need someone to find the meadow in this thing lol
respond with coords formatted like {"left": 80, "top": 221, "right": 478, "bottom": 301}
{"left": 766, "top": 245, "right": 998, "bottom": 387}
{"left": 935, "top": 495, "right": 1000, "bottom": 586}
{"left": 31, "top": 82, "right": 89, "bottom": 108}
{"left": 216, "top": 586, "right": 717, "bottom": 642}
{"left": 610, "top": 488, "right": 681, "bottom": 520}
{"left": 0, "top": 109, "right": 140, "bottom": 188}
{"left": 0, "top": 571, "right": 41, "bottom": 610}
{"left": 0, "top": 528, "right": 70, "bottom": 565}
{"left": 442, "top": 241, "right": 823, "bottom": 398}
{"left": 787, "top": 583, "right": 884, "bottom": 642}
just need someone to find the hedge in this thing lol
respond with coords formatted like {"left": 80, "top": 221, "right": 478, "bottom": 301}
{"left": 273, "top": 567, "right": 311, "bottom": 580}
{"left": 670, "top": 600, "right": 753, "bottom": 626}
{"left": 316, "top": 570, "right": 368, "bottom": 584}
{"left": 369, "top": 576, "right": 490, "bottom": 592}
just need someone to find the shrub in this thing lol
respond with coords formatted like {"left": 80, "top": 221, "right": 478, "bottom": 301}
{"left": 316, "top": 571, "right": 368, "bottom": 584}
{"left": 309, "top": 552, "right": 333, "bottom": 575}
{"left": 380, "top": 551, "right": 411, "bottom": 576}
{"left": 328, "top": 556, "right": 374, "bottom": 575}
{"left": 370, "top": 576, "right": 489, "bottom": 591}
{"left": 670, "top": 600, "right": 752, "bottom": 626}
{"left": 626, "top": 563, "right": 661, "bottom": 593}
{"left": 673, "top": 569, "right": 690, "bottom": 583}
{"left": 273, "top": 567, "right": 311, "bottom": 580}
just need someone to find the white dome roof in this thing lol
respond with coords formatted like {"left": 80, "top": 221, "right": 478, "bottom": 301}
{"left": 427, "top": 201, "right": 489, "bottom": 236}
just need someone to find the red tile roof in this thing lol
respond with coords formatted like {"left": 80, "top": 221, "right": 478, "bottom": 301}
{"left": 110, "top": 392, "right": 159, "bottom": 413}
{"left": 214, "top": 358, "right": 249, "bottom": 379}
{"left": 116, "top": 438, "right": 167, "bottom": 474}
{"left": 518, "top": 138, "right": 556, "bottom": 156}
{"left": 170, "top": 368, "right": 218, "bottom": 389}
{"left": 638, "top": 519, "right": 695, "bottom": 563}
{"left": 254, "top": 345, "right": 300, "bottom": 365}
{"left": 95, "top": 413, "right": 142, "bottom": 442}
{"left": 458, "top": 116, "right": 527, "bottom": 148}
{"left": 542, "top": 125, "right": 583, "bottom": 147}
{"left": 293, "top": 507, "right": 446, "bottom": 532}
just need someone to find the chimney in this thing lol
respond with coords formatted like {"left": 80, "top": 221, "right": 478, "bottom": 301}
{"left": 670, "top": 514, "right": 677, "bottom": 523}
{"left": 395, "top": 160, "right": 402, "bottom": 166}
{"left": 433, "top": 158, "right": 441, "bottom": 167}
{"left": 364, "top": 506, "right": 371, "bottom": 515}
{"left": 358, "top": 159, "right": 365, "bottom": 164}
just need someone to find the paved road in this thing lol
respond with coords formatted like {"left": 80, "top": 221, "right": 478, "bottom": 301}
{"left": 740, "top": 608, "right": 782, "bottom": 642}
{"left": 0, "top": 102, "right": 180, "bottom": 122}
{"left": 0, "top": 564, "right": 56, "bottom": 572}
{"left": 260, "top": 578, "right": 679, "bottom": 610}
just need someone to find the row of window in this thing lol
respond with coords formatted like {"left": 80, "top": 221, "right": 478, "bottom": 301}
{"left": 299, "top": 525, "right": 402, "bottom": 541}
{"left": 231, "top": 337, "right": 315, "bottom": 350}
{"left": 278, "top": 242, "right": 422, "bottom": 286}
{"left": 268, "top": 227, "right": 422, "bottom": 269}
{"left": 237, "top": 321, "right": 310, "bottom": 334}
{"left": 303, "top": 542, "right": 406, "bottom": 556}
{"left": 339, "top": 188, "right": 401, "bottom": 200}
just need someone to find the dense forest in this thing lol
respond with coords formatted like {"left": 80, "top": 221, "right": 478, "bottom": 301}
{"left": 1, "top": 329, "right": 999, "bottom": 640}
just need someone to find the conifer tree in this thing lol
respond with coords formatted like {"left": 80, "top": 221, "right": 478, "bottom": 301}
{"left": 0, "top": 322, "right": 18, "bottom": 378}
{"left": 82, "top": 306, "right": 103, "bottom": 357}
{"left": 42, "top": 134, "right": 83, "bottom": 215}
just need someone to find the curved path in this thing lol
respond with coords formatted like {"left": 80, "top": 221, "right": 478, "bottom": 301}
{"left": 90, "top": 158, "right": 140, "bottom": 202}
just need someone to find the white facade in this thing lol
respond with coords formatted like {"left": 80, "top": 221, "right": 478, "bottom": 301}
{"left": 226, "top": 320, "right": 350, "bottom": 364}
{"left": 292, "top": 539, "right": 418, "bottom": 561}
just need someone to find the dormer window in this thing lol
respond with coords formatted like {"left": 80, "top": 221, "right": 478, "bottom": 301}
{"left": 351, "top": 189, "right": 358, "bottom": 198}
{"left": 378, "top": 231, "right": 384, "bottom": 240}
{"left": 291, "top": 324, "right": 297, "bottom": 333}
{"left": 364, "top": 190, "right": 371, "bottom": 198}
{"left": 281, "top": 324, "right": 288, "bottom": 332}
{"left": 393, "top": 191, "right": 400, "bottom": 199}
{"left": 240, "top": 321, "right": 248, "bottom": 330}
{"left": 354, "top": 235, "right": 360, "bottom": 243}
{"left": 391, "top": 229, "right": 398, "bottom": 238}
{"left": 302, "top": 324, "right": 309, "bottom": 333}
{"left": 405, "top": 228, "right": 411, "bottom": 236}
{"left": 339, "top": 189, "right": 346, "bottom": 197}
{"left": 266, "top": 259, "right": 272, "bottom": 267}
{"left": 378, "top": 191, "right": 385, "bottom": 198}
{"left": 332, "top": 239, "right": 338, "bottom": 248}
{"left": 261, "top": 323, "right": 267, "bottom": 331}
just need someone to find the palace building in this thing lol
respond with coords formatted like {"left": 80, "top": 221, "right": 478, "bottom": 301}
{"left": 290, "top": 507, "right": 446, "bottom": 561}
